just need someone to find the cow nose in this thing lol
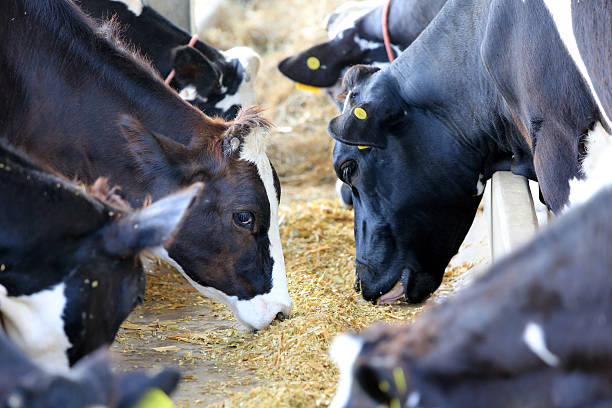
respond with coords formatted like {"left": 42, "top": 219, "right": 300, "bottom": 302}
{"left": 275, "top": 311, "right": 289, "bottom": 321}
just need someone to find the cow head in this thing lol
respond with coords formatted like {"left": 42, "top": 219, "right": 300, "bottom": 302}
{"left": 328, "top": 65, "right": 483, "bottom": 303}
{"left": 278, "top": 26, "right": 392, "bottom": 91}
{"left": 120, "top": 108, "right": 292, "bottom": 331}
{"left": 172, "top": 44, "right": 261, "bottom": 120}
{"left": 329, "top": 326, "right": 417, "bottom": 408}
{"left": 0, "top": 142, "right": 201, "bottom": 369}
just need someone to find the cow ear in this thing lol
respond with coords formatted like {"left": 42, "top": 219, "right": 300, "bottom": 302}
{"left": 171, "top": 45, "right": 220, "bottom": 94}
{"left": 354, "top": 359, "right": 411, "bottom": 406}
{"left": 119, "top": 115, "right": 201, "bottom": 181}
{"left": 102, "top": 183, "right": 202, "bottom": 256}
{"left": 328, "top": 103, "right": 387, "bottom": 149}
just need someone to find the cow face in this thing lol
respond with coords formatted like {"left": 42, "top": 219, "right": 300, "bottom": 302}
{"left": 173, "top": 45, "right": 261, "bottom": 120}
{"left": 120, "top": 111, "right": 292, "bottom": 331}
{"left": 278, "top": 26, "right": 392, "bottom": 90}
{"left": 0, "top": 143, "right": 201, "bottom": 370}
{"left": 328, "top": 66, "right": 482, "bottom": 303}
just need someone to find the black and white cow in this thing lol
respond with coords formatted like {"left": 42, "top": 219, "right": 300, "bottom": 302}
{"left": 278, "top": 0, "right": 447, "bottom": 208}
{"left": 2, "top": 0, "right": 292, "bottom": 331}
{"left": 77, "top": 0, "right": 261, "bottom": 119}
{"left": 328, "top": 0, "right": 610, "bottom": 303}
{"left": 329, "top": 185, "right": 612, "bottom": 408}
{"left": 0, "top": 334, "right": 180, "bottom": 408}
{"left": 0, "top": 140, "right": 201, "bottom": 370}
{"left": 278, "top": 0, "right": 446, "bottom": 96}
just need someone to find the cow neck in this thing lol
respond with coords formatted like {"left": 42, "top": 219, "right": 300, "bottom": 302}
{"left": 2, "top": 0, "right": 220, "bottom": 205}
{"left": 389, "top": 0, "right": 533, "bottom": 180}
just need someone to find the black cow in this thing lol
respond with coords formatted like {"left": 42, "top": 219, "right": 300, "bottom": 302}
{"left": 77, "top": 0, "right": 261, "bottom": 119}
{"left": 0, "top": 335, "right": 179, "bottom": 408}
{"left": 329, "top": 186, "right": 612, "bottom": 408}
{"left": 0, "top": 140, "right": 200, "bottom": 369}
{"left": 328, "top": 0, "right": 609, "bottom": 303}
{"left": 1, "top": 0, "right": 292, "bottom": 331}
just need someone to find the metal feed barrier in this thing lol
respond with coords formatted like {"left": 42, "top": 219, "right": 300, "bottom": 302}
{"left": 486, "top": 171, "right": 540, "bottom": 260}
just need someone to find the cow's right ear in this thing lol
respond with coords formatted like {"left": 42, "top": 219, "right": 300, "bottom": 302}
{"left": 328, "top": 102, "right": 387, "bottom": 149}
{"left": 102, "top": 183, "right": 202, "bottom": 256}
{"left": 354, "top": 358, "right": 411, "bottom": 406}
{"left": 171, "top": 45, "right": 220, "bottom": 95}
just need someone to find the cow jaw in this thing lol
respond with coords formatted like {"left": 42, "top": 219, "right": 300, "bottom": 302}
{"left": 0, "top": 283, "right": 71, "bottom": 373}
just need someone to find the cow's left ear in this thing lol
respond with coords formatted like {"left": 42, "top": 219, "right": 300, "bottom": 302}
{"left": 328, "top": 103, "right": 387, "bottom": 149}
{"left": 171, "top": 45, "right": 220, "bottom": 94}
{"left": 102, "top": 183, "right": 202, "bottom": 256}
{"left": 354, "top": 358, "right": 411, "bottom": 406}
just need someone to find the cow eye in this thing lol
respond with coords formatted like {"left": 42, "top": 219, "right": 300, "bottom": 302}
{"left": 340, "top": 160, "right": 357, "bottom": 186}
{"left": 233, "top": 211, "right": 254, "bottom": 230}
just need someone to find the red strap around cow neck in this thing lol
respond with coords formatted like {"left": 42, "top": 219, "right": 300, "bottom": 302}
{"left": 164, "top": 34, "right": 199, "bottom": 86}
{"left": 382, "top": 0, "right": 394, "bottom": 63}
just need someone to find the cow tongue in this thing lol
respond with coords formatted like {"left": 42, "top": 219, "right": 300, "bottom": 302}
{"left": 378, "top": 281, "right": 404, "bottom": 305}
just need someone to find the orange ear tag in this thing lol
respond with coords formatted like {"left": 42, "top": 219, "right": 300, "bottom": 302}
{"left": 306, "top": 56, "right": 321, "bottom": 70}
{"left": 295, "top": 83, "right": 320, "bottom": 94}
{"left": 354, "top": 107, "right": 367, "bottom": 120}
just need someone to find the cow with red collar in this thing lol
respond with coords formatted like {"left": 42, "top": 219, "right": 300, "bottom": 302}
{"left": 1, "top": 0, "right": 292, "bottom": 331}
{"left": 329, "top": 184, "right": 612, "bottom": 408}
{"left": 327, "top": 0, "right": 610, "bottom": 303}
{"left": 77, "top": 0, "right": 261, "bottom": 119}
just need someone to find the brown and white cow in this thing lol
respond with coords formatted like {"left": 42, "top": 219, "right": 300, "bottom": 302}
{"left": 0, "top": 0, "right": 291, "bottom": 330}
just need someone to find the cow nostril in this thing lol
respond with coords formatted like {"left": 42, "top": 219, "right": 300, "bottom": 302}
{"left": 275, "top": 312, "right": 289, "bottom": 322}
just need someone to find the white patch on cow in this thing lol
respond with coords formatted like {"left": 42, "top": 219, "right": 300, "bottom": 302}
{"left": 110, "top": 0, "right": 143, "bottom": 16}
{"left": 329, "top": 334, "right": 364, "bottom": 408}
{"left": 0, "top": 283, "right": 71, "bottom": 373}
{"left": 353, "top": 34, "right": 383, "bottom": 51}
{"left": 407, "top": 391, "right": 421, "bottom": 408}
{"left": 476, "top": 174, "right": 486, "bottom": 195}
{"left": 522, "top": 321, "right": 560, "bottom": 367}
{"left": 542, "top": 0, "right": 612, "bottom": 129}
{"left": 567, "top": 122, "right": 612, "bottom": 209}
{"left": 325, "top": 0, "right": 385, "bottom": 39}
{"left": 149, "top": 246, "right": 291, "bottom": 331}
{"left": 215, "top": 47, "right": 261, "bottom": 113}
{"left": 342, "top": 90, "right": 353, "bottom": 113}
{"left": 178, "top": 85, "right": 200, "bottom": 102}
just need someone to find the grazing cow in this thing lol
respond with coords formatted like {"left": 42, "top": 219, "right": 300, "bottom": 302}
{"left": 0, "top": 334, "right": 180, "bottom": 408}
{"left": 327, "top": 0, "right": 609, "bottom": 303}
{"left": 329, "top": 186, "right": 612, "bottom": 408}
{"left": 77, "top": 0, "right": 261, "bottom": 119}
{"left": 1, "top": 0, "right": 292, "bottom": 331}
{"left": 0, "top": 140, "right": 200, "bottom": 370}
{"left": 277, "top": 0, "right": 446, "bottom": 94}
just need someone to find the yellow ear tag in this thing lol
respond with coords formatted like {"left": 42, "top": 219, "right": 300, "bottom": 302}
{"left": 306, "top": 56, "right": 321, "bottom": 70}
{"left": 357, "top": 145, "right": 371, "bottom": 150}
{"left": 354, "top": 107, "right": 367, "bottom": 120}
{"left": 295, "top": 83, "right": 320, "bottom": 94}
{"left": 133, "top": 388, "right": 175, "bottom": 408}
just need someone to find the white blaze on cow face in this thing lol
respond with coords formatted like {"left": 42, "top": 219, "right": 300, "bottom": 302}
{"left": 110, "top": 0, "right": 144, "bottom": 16}
{"left": 542, "top": 0, "right": 612, "bottom": 129}
{"left": 522, "top": 321, "right": 560, "bottom": 367}
{"left": 567, "top": 122, "right": 612, "bottom": 209}
{"left": 329, "top": 334, "right": 364, "bottom": 408}
{"left": 215, "top": 47, "right": 261, "bottom": 113}
{"left": 0, "top": 283, "right": 71, "bottom": 373}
